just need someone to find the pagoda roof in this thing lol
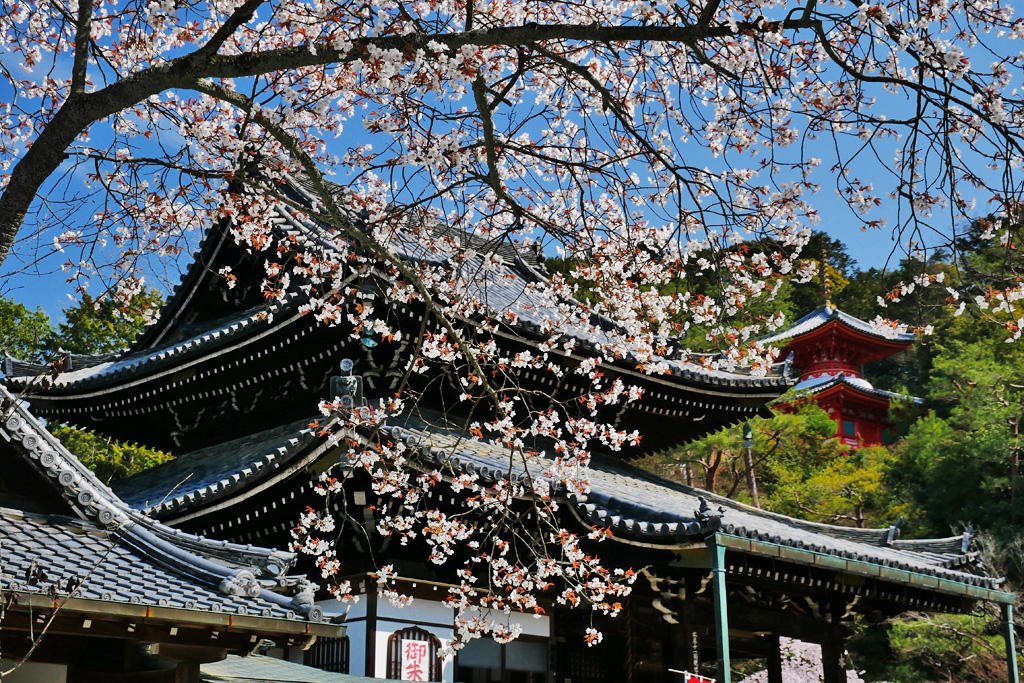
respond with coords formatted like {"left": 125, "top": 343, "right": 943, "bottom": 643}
{"left": 0, "top": 386, "right": 339, "bottom": 627}
{"left": 111, "top": 407, "right": 1003, "bottom": 600}
{"left": 760, "top": 305, "right": 916, "bottom": 348}
{"left": 5, "top": 176, "right": 791, "bottom": 400}
{"left": 789, "top": 373, "right": 923, "bottom": 405}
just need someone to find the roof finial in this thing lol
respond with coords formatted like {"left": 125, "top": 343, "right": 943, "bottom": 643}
{"left": 821, "top": 247, "right": 833, "bottom": 308}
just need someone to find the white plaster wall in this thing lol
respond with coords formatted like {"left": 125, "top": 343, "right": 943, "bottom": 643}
{"left": 339, "top": 595, "right": 367, "bottom": 620}
{"left": 376, "top": 595, "right": 453, "bottom": 624}
{"left": 346, "top": 619, "right": 367, "bottom": 676}
{"left": 323, "top": 593, "right": 551, "bottom": 681}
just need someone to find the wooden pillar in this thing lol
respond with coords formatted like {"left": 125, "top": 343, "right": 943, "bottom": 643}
{"left": 174, "top": 662, "right": 200, "bottom": 683}
{"left": 766, "top": 635, "right": 783, "bottom": 683}
{"left": 680, "top": 600, "right": 700, "bottom": 674}
{"left": 365, "top": 584, "right": 378, "bottom": 677}
{"left": 625, "top": 596, "right": 634, "bottom": 683}
{"left": 820, "top": 632, "right": 844, "bottom": 683}
{"left": 710, "top": 541, "right": 731, "bottom": 683}
{"left": 1004, "top": 603, "right": 1020, "bottom": 683}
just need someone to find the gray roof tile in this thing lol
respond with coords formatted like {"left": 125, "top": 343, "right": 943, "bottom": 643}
{"left": 0, "top": 386, "right": 327, "bottom": 622}
{"left": 383, "top": 412, "right": 999, "bottom": 591}
{"left": 0, "top": 508, "right": 299, "bottom": 619}
{"left": 113, "top": 415, "right": 322, "bottom": 515}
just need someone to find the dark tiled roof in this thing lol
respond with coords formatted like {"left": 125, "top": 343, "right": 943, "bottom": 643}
{"left": 759, "top": 305, "right": 916, "bottom": 346}
{"left": 382, "top": 413, "right": 999, "bottom": 591}
{"left": 114, "top": 415, "right": 325, "bottom": 516}
{"left": 277, "top": 179, "right": 791, "bottom": 391}
{"left": 0, "top": 507, "right": 301, "bottom": 620}
{"left": 0, "top": 386, "right": 330, "bottom": 622}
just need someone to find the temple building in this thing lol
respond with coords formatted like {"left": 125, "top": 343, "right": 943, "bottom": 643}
{"left": 4, "top": 177, "right": 1018, "bottom": 683}
{"left": 0, "top": 385, "right": 342, "bottom": 682}
{"left": 761, "top": 304, "right": 919, "bottom": 448}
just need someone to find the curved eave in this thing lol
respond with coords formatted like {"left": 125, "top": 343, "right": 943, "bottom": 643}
{"left": 761, "top": 306, "right": 916, "bottom": 352}
{"left": 115, "top": 417, "right": 352, "bottom": 523}
{"left": 489, "top": 324, "right": 794, "bottom": 399}
{"left": 784, "top": 318, "right": 914, "bottom": 354}
{"left": 780, "top": 376, "right": 922, "bottom": 409}
{"left": 4, "top": 300, "right": 300, "bottom": 400}
{"left": 569, "top": 495, "right": 1000, "bottom": 593}
{"left": 383, "top": 415, "right": 1003, "bottom": 593}
{"left": 0, "top": 386, "right": 325, "bottom": 621}
{"left": 6, "top": 592, "right": 343, "bottom": 637}
{"left": 712, "top": 534, "right": 1013, "bottom": 605}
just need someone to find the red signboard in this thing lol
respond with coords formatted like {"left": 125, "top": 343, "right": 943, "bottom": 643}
{"left": 681, "top": 672, "right": 714, "bottom": 683}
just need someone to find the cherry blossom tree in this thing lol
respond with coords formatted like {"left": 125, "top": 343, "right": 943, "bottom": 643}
{"left": 4, "top": 0, "right": 1024, "bottom": 647}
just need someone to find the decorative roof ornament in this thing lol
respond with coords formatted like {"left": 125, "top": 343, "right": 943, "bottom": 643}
{"left": 821, "top": 247, "right": 833, "bottom": 308}
{"left": 695, "top": 496, "right": 724, "bottom": 532}
{"left": 329, "top": 357, "right": 364, "bottom": 410}
{"left": 219, "top": 569, "right": 263, "bottom": 598}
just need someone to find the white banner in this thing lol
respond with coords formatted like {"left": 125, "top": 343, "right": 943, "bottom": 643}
{"left": 400, "top": 638, "right": 430, "bottom": 681}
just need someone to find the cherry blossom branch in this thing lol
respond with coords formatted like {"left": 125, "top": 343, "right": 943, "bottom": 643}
{"left": 190, "top": 78, "right": 508, "bottom": 416}
{"left": 0, "top": 16, "right": 827, "bottom": 267}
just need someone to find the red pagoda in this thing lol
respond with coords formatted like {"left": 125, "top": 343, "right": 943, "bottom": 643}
{"left": 762, "top": 304, "right": 918, "bottom": 448}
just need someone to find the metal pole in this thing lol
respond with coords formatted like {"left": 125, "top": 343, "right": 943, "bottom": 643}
{"left": 1004, "top": 603, "right": 1019, "bottom": 683}
{"left": 742, "top": 423, "right": 759, "bottom": 508}
{"left": 711, "top": 540, "right": 731, "bottom": 683}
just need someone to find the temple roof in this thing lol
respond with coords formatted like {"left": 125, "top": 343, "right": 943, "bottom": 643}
{"left": 790, "top": 373, "right": 923, "bottom": 404}
{"left": 111, "top": 407, "right": 1003, "bottom": 598}
{"left": 0, "top": 386, "right": 337, "bottom": 626}
{"left": 385, "top": 413, "right": 995, "bottom": 591}
{"left": 5, "top": 176, "right": 791, "bottom": 398}
{"left": 1, "top": 507, "right": 306, "bottom": 622}
{"left": 114, "top": 414, "right": 328, "bottom": 517}
{"left": 760, "top": 305, "right": 916, "bottom": 347}
{"left": 3, "top": 301, "right": 288, "bottom": 392}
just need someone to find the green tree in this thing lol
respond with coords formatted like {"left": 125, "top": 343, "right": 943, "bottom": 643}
{"left": 1, "top": 290, "right": 171, "bottom": 481}
{"left": 886, "top": 340, "right": 1024, "bottom": 540}
{"left": 0, "top": 296, "right": 53, "bottom": 361}
{"left": 42, "top": 289, "right": 163, "bottom": 357}
{"left": 639, "top": 403, "right": 912, "bottom": 529}
{"left": 50, "top": 424, "right": 172, "bottom": 483}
